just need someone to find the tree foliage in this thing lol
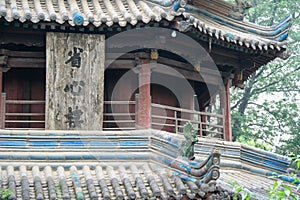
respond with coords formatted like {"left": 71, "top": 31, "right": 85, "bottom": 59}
{"left": 228, "top": 0, "right": 300, "bottom": 154}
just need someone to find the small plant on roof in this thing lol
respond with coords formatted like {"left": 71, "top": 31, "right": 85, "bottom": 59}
{"left": 229, "top": 180, "right": 252, "bottom": 200}
{"left": 179, "top": 121, "right": 198, "bottom": 160}
{"left": 288, "top": 154, "right": 300, "bottom": 175}
{"left": 267, "top": 179, "right": 300, "bottom": 200}
{"left": 267, "top": 154, "right": 300, "bottom": 200}
{"left": 0, "top": 188, "right": 12, "bottom": 200}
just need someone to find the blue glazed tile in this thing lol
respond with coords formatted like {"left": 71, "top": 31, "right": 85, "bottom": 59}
{"left": 66, "top": 154, "right": 82, "bottom": 160}
{"left": 222, "top": 150, "right": 240, "bottom": 156}
{"left": 194, "top": 146, "right": 213, "bottom": 152}
{"left": 116, "top": 154, "right": 130, "bottom": 160}
{"left": 131, "top": 154, "right": 150, "bottom": 160}
{"left": 29, "top": 141, "right": 57, "bottom": 147}
{"left": 242, "top": 165, "right": 268, "bottom": 175}
{"left": 241, "top": 153, "right": 262, "bottom": 163}
{"left": 90, "top": 141, "right": 119, "bottom": 147}
{"left": 30, "top": 155, "right": 47, "bottom": 160}
{"left": 264, "top": 160, "right": 287, "bottom": 171}
{"left": 0, "top": 135, "right": 27, "bottom": 139}
{"left": 94, "top": 154, "right": 115, "bottom": 160}
{"left": 119, "top": 141, "right": 148, "bottom": 147}
{"left": 47, "top": 155, "right": 65, "bottom": 160}
{"left": 220, "top": 162, "right": 241, "bottom": 168}
{"left": 11, "top": 154, "right": 30, "bottom": 160}
{"left": 60, "top": 141, "right": 87, "bottom": 146}
{"left": 173, "top": 162, "right": 192, "bottom": 173}
{"left": 0, "top": 140, "right": 26, "bottom": 147}
{"left": 151, "top": 142, "right": 177, "bottom": 157}
{"left": 82, "top": 154, "right": 95, "bottom": 159}
{"left": 0, "top": 154, "right": 11, "bottom": 159}
{"left": 152, "top": 137, "right": 179, "bottom": 148}
{"left": 242, "top": 148, "right": 289, "bottom": 163}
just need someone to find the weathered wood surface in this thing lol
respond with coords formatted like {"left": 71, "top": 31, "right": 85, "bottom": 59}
{"left": 46, "top": 33, "right": 105, "bottom": 130}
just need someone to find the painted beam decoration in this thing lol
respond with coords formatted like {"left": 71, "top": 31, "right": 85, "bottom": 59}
{"left": 46, "top": 33, "right": 105, "bottom": 130}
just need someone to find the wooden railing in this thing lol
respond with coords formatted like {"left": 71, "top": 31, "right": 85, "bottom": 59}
{"left": 151, "top": 103, "right": 224, "bottom": 139}
{"left": 1, "top": 94, "right": 45, "bottom": 129}
{"left": 103, "top": 101, "right": 136, "bottom": 131}
{"left": 0, "top": 95, "right": 224, "bottom": 138}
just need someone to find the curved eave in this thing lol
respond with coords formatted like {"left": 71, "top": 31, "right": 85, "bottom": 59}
{"left": 0, "top": 0, "right": 290, "bottom": 52}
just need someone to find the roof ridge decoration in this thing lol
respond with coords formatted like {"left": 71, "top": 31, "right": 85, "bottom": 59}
{"left": 179, "top": 121, "right": 198, "bottom": 160}
{"left": 0, "top": 130, "right": 223, "bottom": 199}
{"left": 228, "top": 0, "right": 252, "bottom": 20}
{"left": 0, "top": 130, "right": 298, "bottom": 199}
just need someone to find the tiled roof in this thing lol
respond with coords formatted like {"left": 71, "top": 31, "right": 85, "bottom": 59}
{"left": 0, "top": 0, "right": 291, "bottom": 51}
{"left": 0, "top": 130, "right": 222, "bottom": 199}
{"left": 0, "top": 129, "right": 298, "bottom": 199}
{"left": 0, "top": 162, "right": 218, "bottom": 200}
{"left": 218, "top": 169, "right": 300, "bottom": 199}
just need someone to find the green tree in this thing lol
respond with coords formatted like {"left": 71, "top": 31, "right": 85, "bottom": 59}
{"left": 229, "top": 0, "right": 300, "bottom": 154}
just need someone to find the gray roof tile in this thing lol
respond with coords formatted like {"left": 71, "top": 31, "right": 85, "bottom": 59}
{"left": 0, "top": 162, "right": 223, "bottom": 199}
{"left": 0, "top": 0, "right": 291, "bottom": 50}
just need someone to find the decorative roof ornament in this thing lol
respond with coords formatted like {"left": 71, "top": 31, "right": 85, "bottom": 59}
{"left": 172, "top": 0, "right": 187, "bottom": 13}
{"left": 175, "top": 14, "right": 195, "bottom": 32}
{"left": 228, "top": 0, "right": 252, "bottom": 21}
{"left": 179, "top": 122, "right": 198, "bottom": 160}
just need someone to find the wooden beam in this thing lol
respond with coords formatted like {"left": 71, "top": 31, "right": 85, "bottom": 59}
{"left": 0, "top": 49, "right": 45, "bottom": 58}
{"left": 107, "top": 59, "right": 222, "bottom": 85}
{"left": 7, "top": 58, "right": 45, "bottom": 68}
{"left": 0, "top": 32, "right": 45, "bottom": 47}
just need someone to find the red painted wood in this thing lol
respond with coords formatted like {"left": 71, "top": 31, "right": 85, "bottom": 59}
{"left": 223, "top": 82, "right": 232, "bottom": 141}
{"left": 30, "top": 69, "right": 45, "bottom": 128}
{"left": 3, "top": 69, "right": 45, "bottom": 128}
{"left": 151, "top": 84, "right": 177, "bottom": 133}
{"left": 137, "top": 60, "right": 151, "bottom": 129}
{"left": 0, "top": 69, "right": 3, "bottom": 129}
{"left": 4, "top": 69, "right": 23, "bottom": 128}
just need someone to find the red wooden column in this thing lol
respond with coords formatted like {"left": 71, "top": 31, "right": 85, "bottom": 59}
{"left": 136, "top": 59, "right": 151, "bottom": 129}
{"left": 222, "top": 81, "right": 232, "bottom": 141}
{"left": 0, "top": 69, "right": 3, "bottom": 129}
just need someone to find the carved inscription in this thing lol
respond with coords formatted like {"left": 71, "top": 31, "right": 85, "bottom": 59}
{"left": 46, "top": 33, "right": 105, "bottom": 130}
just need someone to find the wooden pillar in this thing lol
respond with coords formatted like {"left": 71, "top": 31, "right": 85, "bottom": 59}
{"left": 46, "top": 33, "right": 105, "bottom": 130}
{"left": 222, "top": 81, "right": 232, "bottom": 141}
{"left": 136, "top": 59, "right": 151, "bottom": 129}
{"left": 0, "top": 69, "right": 3, "bottom": 129}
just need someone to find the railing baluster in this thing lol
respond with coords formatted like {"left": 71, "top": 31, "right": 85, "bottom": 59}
{"left": 135, "top": 94, "right": 139, "bottom": 129}
{"left": 4, "top": 99, "right": 45, "bottom": 129}
{"left": 199, "top": 114, "right": 203, "bottom": 137}
{"left": 103, "top": 101, "right": 136, "bottom": 131}
{"left": 174, "top": 110, "right": 177, "bottom": 134}
{"left": 150, "top": 103, "right": 224, "bottom": 139}
{"left": 1, "top": 93, "right": 6, "bottom": 129}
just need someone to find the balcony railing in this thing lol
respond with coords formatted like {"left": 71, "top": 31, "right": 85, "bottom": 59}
{"left": 1, "top": 94, "right": 45, "bottom": 129}
{"left": 151, "top": 103, "right": 224, "bottom": 138}
{"left": 0, "top": 94, "right": 225, "bottom": 139}
{"left": 103, "top": 100, "right": 136, "bottom": 131}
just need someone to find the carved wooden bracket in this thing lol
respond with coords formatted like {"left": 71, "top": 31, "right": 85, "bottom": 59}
{"left": 0, "top": 55, "right": 10, "bottom": 72}
{"left": 0, "top": 55, "right": 8, "bottom": 66}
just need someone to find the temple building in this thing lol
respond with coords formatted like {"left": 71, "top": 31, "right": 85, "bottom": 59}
{"left": 0, "top": 0, "right": 298, "bottom": 199}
